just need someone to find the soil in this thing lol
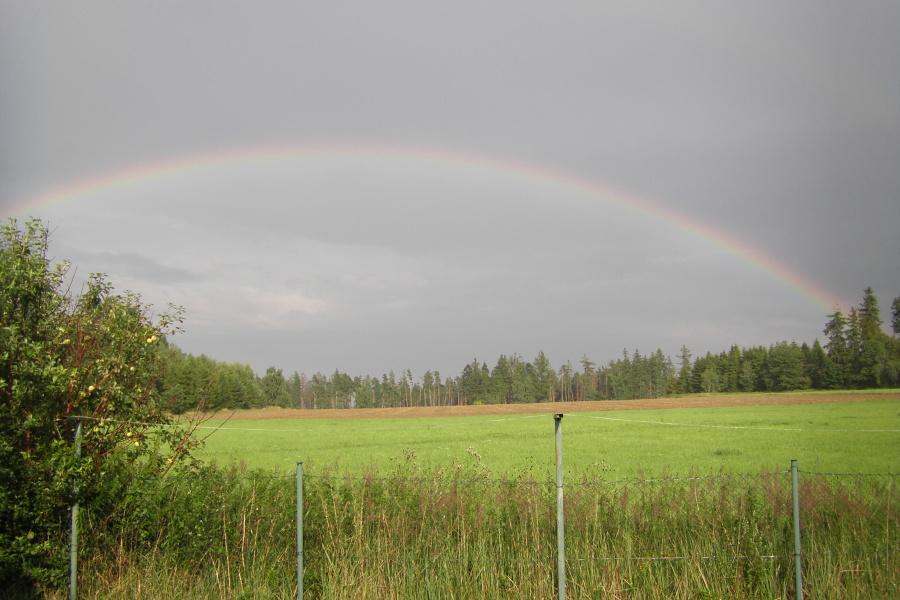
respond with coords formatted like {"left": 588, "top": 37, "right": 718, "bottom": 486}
{"left": 197, "top": 392, "right": 899, "bottom": 421}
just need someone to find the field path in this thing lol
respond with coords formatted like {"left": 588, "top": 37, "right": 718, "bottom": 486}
{"left": 203, "top": 391, "right": 899, "bottom": 421}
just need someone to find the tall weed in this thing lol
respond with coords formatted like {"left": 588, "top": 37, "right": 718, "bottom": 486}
{"left": 60, "top": 460, "right": 897, "bottom": 599}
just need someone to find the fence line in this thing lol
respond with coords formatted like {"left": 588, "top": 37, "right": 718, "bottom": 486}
{"left": 63, "top": 464, "right": 898, "bottom": 599}
{"left": 66, "top": 413, "right": 546, "bottom": 433}
{"left": 62, "top": 410, "right": 898, "bottom": 599}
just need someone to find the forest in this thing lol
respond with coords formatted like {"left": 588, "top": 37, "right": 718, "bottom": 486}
{"left": 159, "top": 287, "right": 900, "bottom": 413}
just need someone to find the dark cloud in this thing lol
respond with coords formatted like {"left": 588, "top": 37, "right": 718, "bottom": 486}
{"left": 1, "top": 1, "right": 897, "bottom": 376}
{"left": 56, "top": 248, "right": 199, "bottom": 285}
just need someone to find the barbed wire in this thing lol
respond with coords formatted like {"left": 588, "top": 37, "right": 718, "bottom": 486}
{"left": 304, "top": 472, "right": 552, "bottom": 486}
{"left": 799, "top": 471, "right": 899, "bottom": 478}
{"left": 89, "top": 468, "right": 897, "bottom": 486}
{"left": 89, "top": 547, "right": 893, "bottom": 565}
{"left": 64, "top": 413, "right": 547, "bottom": 433}
{"left": 76, "top": 544, "right": 894, "bottom": 576}
{"left": 305, "top": 551, "right": 553, "bottom": 564}
{"left": 137, "top": 472, "right": 295, "bottom": 481}
{"left": 570, "top": 553, "right": 793, "bottom": 562}
{"left": 566, "top": 470, "right": 792, "bottom": 487}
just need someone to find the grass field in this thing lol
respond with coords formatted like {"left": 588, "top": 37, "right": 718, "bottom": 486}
{"left": 63, "top": 392, "right": 898, "bottom": 599}
{"left": 193, "top": 393, "right": 900, "bottom": 477}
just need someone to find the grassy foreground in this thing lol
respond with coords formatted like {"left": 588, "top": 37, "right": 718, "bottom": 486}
{"left": 195, "top": 397, "right": 900, "bottom": 476}
{"left": 33, "top": 396, "right": 899, "bottom": 599}
{"left": 62, "top": 459, "right": 897, "bottom": 599}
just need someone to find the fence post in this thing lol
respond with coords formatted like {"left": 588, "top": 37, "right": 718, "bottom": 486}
{"left": 296, "top": 461, "right": 304, "bottom": 600}
{"left": 66, "top": 417, "right": 84, "bottom": 600}
{"left": 791, "top": 459, "right": 803, "bottom": 600}
{"left": 554, "top": 414, "right": 565, "bottom": 600}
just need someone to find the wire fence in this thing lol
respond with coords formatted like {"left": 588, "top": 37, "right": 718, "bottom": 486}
{"left": 68, "top": 461, "right": 898, "bottom": 599}
{"left": 57, "top": 412, "right": 899, "bottom": 599}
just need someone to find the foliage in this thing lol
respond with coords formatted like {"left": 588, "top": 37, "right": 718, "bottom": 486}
{"left": 158, "top": 346, "right": 263, "bottom": 413}
{"left": 822, "top": 287, "right": 900, "bottom": 389}
{"left": 0, "top": 219, "right": 200, "bottom": 593}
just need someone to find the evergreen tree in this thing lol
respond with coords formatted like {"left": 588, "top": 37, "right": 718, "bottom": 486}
{"left": 460, "top": 360, "right": 491, "bottom": 404}
{"left": 741, "top": 346, "right": 768, "bottom": 392}
{"left": 490, "top": 355, "right": 514, "bottom": 404}
{"left": 531, "top": 351, "right": 556, "bottom": 403}
{"left": 510, "top": 358, "right": 537, "bottom": 404}
{"left": 892, "top": 296, "right": 900, "bottom": 337}
{"left": 675, "top": 345, "right": 692, "bottom": 394}
{"left": 763, "top": 342, "right": 810, "bottom": 391}
{"left": 260, "top": 367, "right": 291, "bottom": 407}
{"left": 577, "top": 355, "right": 598, "bottom": 402}
{"left": 286, "top": 371, "right": 304, "bottom": 408}
{"left": 651, "top": 349, "right": 675, "bottom": 398}
{"left": 855, "top": 288, "right": 897, "bottom": 387}
{"left": 805, "top": 340, "right": 828, "bottom": 389}
{"left": 858, "top": 287, "right": 883, "bottom": 338}
{"left": 738, "top": 360, "right": 757, "bottom": 392}
{"left": 690, "top": 353, "right": 717, "bottom": 394}
{"left": 823, "top": 309, "right": 850, "bottom": 388}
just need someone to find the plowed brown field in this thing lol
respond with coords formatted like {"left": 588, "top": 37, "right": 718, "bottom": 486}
{"left": 205, "top": 391, "right": 899, "bottom": 421}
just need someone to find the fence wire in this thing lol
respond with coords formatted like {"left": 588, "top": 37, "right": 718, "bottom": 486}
{"left": 70, "top": 466, "right": 899, "bottom": 599}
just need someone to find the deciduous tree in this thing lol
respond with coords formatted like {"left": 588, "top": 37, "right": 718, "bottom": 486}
{"left": 0, "top": 219, "right": 197, "bottom": 591}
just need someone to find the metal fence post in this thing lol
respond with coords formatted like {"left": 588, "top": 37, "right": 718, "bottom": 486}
{"left": 67, "top": 417, "right": 84, "bottom": 600}
{"left": 791, "top": 459, "right": 803, "bottom": 600}
{"left": 296, "top": 461, "right": 304, "bottom": 600}
{"left": 554, "top": 414, "right": 565, "bottom": 600}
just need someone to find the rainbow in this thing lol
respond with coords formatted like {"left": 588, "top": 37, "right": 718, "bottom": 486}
{"left": 3, "top": 141, "right": 844, "bottom": 312}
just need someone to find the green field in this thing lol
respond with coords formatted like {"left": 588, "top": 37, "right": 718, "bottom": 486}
{"left": 68, "top": 396, "right": 898, "bottom": 599}
{"left": 194, "top": 397, "right": 900, "bottom": 477}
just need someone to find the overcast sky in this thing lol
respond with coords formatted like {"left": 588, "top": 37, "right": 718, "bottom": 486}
{"left": 1, "top": 2, "right": 898, "bottom": 378}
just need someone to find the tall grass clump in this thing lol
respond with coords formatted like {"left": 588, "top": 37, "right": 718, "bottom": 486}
{"left": 796, "top": 473, "right": 898, "bottom": 599}
{"left": 301, "top": 449, "right": 558, "bottom": 599}
{"left": 70, "top": 462, "right": 299, "bottom": 599}
{"left": 299, "top": 454, "right": 897, "bottom": 599}
{"left": 50, "top": 455, "right": 897, "bottom": 599}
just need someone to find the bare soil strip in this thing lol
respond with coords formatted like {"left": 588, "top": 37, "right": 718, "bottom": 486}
{"left": 198, "top": 392, "right": 899, "bottom": 421}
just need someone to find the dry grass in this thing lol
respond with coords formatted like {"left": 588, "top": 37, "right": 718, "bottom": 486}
{"left": 195, "top": 391, "right": 900, "bottom": 421}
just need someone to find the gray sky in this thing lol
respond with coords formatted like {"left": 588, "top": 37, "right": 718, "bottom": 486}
{"left": 2, "top": 2, "right": 898, "bottom": 378}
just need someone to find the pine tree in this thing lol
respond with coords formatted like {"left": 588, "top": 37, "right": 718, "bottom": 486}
{"left": 824, "top": 308, "right": 850, "bottom": 387}
{"left": 858, "top": 287, "right": 884, "bottom": 338}
{"left": 763, "top": 342, "right": 810, "bottom": 391}
{"left": 531, "top": 351, "right": 556, "bottom": 403}
{"left": 676, "top": 345, "right": 692, "bottom": 394}
{"left": 892, "top": 296, "right": 900, "bottom": 337}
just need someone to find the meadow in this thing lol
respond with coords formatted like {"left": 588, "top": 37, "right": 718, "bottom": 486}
{"left": 51, "top": 394, "right": 899, "bottom": 599}
{"left": 194, "top": 395, "right": 900, "bottom": 477}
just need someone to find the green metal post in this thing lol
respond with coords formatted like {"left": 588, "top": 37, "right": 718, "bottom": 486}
{"left": 296, "top": 462, "right": 304, "bottom": 600}
{"left": 555, "top": 414, "right": 565, "bottom": 600}
{"left": 69, "top": 418, "right": 83, "bottom": 600}
{"left": 791, "top": 459, "right": 803, "bottom": 600}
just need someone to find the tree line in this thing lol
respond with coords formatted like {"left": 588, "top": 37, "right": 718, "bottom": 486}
{"left": 158, "top": 287, "right": 900, "bottom": 413}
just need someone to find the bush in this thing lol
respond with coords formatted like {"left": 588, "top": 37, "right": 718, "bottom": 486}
{"left": 0, "top": 218, "right": 199, "bottom": 593}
